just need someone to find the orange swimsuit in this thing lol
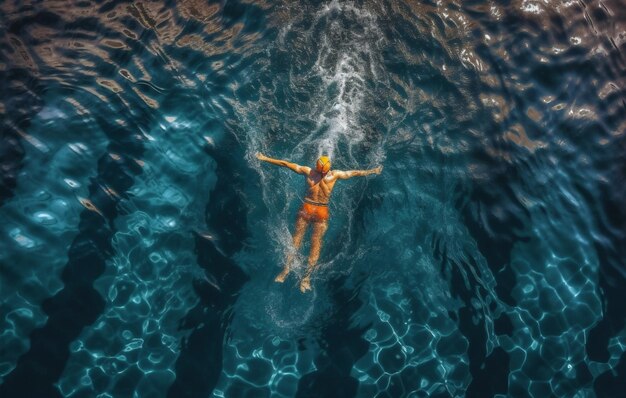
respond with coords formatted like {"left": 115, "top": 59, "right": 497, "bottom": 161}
{"left": 299, "top": 199, "right": 329, "bottom": 222}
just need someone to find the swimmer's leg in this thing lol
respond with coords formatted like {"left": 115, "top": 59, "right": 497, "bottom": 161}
{"left": 275, "top": 215, "right": 308, "bottom": 283}
{"left": 300, "top": 220, "right": 328, "bottom": 292}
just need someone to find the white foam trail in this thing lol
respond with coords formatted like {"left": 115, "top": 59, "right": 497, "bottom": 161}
{"left": 306, "top": 1, "right": 385, "bottom": 161}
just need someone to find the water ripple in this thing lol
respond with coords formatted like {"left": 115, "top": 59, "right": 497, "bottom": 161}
{"left": 1, "top": 0, "right": 625, "bottom": 397}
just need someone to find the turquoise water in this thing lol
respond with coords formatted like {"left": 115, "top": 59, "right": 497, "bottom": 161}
{"left": 1, "top": 0, "right": 625, "bottom": 397}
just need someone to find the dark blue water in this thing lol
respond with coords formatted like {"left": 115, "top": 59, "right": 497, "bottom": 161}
{"left": 1, "top": 0, "right": 625, "bottom": 397}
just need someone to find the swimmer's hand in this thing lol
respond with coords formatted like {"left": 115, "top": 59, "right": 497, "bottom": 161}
{"left": 256, "top": 152, "right": 267, "bottom": 161}
{"left": 374, "top": 166, "right": 383, "bottom": 175}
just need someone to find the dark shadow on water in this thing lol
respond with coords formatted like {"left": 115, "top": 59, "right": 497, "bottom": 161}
{"left": 587, "top": 149, "right": 626, "bottom": 396}
{"left": 167, "top": 138, "right": 249, "bottom": 398}
{"left": 166, "top": 233, "right": 248, "bottom": 398}
{"left": 295, "top": 275, "right": 370, "bottom": 398}
{"left": 442, "top": 169, "right": 532, "bottom": 397}
{"left": 433, "top": 236, "right": 511, "bottom": 398}
{"left": 0, "top": 68, "right": 43, "bottom": 207}
{"left": 0, "top": 116, "right": 145, "bottom": 397}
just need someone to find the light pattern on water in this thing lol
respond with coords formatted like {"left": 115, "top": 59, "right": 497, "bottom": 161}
{"left": 1, "top": 0, "right": 625, "bottom": 397}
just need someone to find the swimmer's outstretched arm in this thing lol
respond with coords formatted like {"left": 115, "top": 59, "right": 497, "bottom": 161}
{"left": 335, "top": 166, "right": 383, "bottom": 179}
{"left": 256, "top": 152, "right": 311, "bottom": 175}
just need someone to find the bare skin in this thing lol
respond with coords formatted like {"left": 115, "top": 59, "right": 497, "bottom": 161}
{"left": 256, "top": 152, "right": 382, "bottom": 292}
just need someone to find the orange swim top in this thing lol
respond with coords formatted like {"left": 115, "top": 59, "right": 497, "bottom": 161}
{"left": 299, "top": 200, "right": 329, "bottom": 222}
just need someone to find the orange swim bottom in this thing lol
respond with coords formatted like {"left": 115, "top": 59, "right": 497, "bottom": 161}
{"left": 299, "top": 202, "right": 329, "bottom": 222}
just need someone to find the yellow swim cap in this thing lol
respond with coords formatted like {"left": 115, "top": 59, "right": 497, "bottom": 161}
{"left": 316, "top": 156, "right": 331, "bottom": 173}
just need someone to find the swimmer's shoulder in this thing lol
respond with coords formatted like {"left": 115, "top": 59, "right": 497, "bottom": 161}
{"left": 328, "top": 170, "right": 344, "bottom": 180}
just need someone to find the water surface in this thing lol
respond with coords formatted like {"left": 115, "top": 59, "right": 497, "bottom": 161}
{"left": 1, "top": 0, "right": 625, "bottom": 397}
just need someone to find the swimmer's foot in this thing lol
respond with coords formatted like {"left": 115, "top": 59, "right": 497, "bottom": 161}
{"left": 274, "top": 268, "right": 290, "bottom": 283}
{"left": 299, "top": 276, "right": 312, "bottom": 293}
